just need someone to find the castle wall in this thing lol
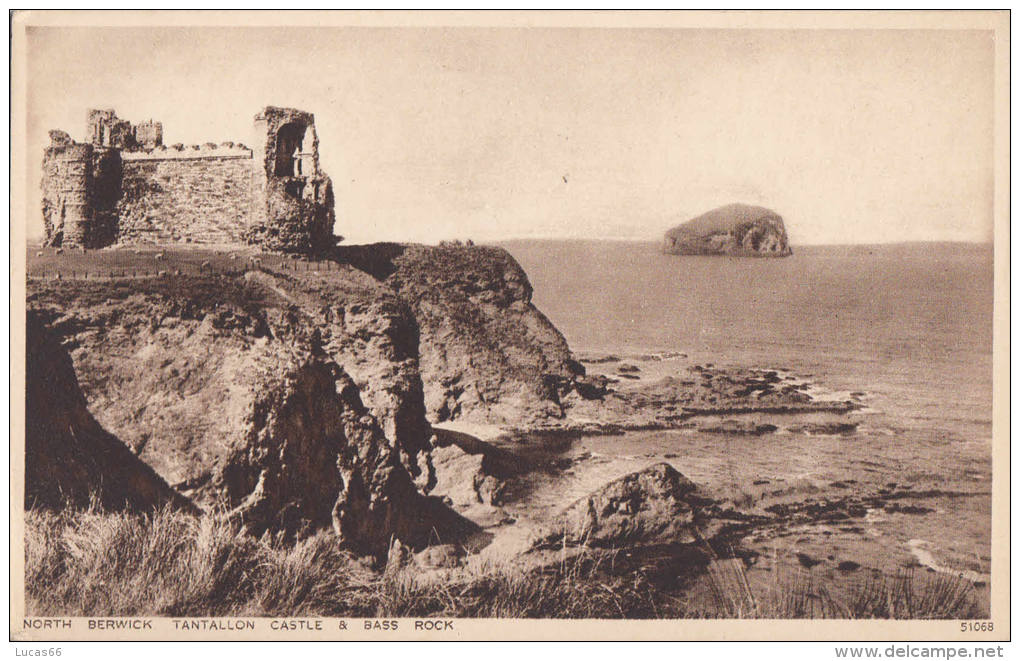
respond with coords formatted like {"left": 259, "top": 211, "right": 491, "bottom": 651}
{"left": 116, "top": 149, "right": 254, "bottom": 245}
{"left": 43, "top": 106, "right": 336, "bottom": 254}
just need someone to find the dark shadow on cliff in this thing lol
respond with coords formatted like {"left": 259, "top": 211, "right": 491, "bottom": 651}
{"left": 333, "top": 243, "right": 407, "bottom": 281}
{"left": 25, "top": 310, "right": 196, "bottom": 514}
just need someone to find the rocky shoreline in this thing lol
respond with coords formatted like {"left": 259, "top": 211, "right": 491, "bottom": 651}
{"left": 24, "top": 241, "right": 988, "bottom": 617}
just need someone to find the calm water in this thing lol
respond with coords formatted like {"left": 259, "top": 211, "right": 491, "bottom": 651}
{"left": 500, "top": 240, "right": 993, "bottom": 445}
{"left": 497, "top": 240, "right": 995, "bottom": 573}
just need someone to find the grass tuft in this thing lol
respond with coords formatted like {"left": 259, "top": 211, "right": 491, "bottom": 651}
{"left": 689, "top": 555, "right": 986, "bottom": 619}
{"left": 25, "top": 507, "right": 985, "bottom": 619}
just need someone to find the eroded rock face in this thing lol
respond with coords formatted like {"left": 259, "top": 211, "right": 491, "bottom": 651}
{"left": 663, "top": 204, "right": 792, "bottom": 257}
{"left": 535, "top": 463, "right": 707, "bottom": 548}
{"left": 28, "top": 268, "right": 432, "bottom": 489}
{"left": 26, "top": 267, "right": 443, "bottom": 555}
{"left": 339, "top": 243, "right": 584, "bottom": 425}
{"left": 25, "top": 242, "right": 580, "bottom": 553}
{"left": 25, "top": 311, "right": 194, "bottom": 513}
{"left": 223, "top": 352, "right": 469, "bottom": 556}
{"left": 430, "top": 427, "right": 526, "bottom": 508}
{"left": 317, "top": 294, "right": 432, "bottom": 485}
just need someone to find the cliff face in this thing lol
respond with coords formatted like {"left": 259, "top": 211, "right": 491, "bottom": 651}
{"left": 27, "top": 264, "right": 443, "bottom": 554}
{"left": 25, "top": 310, "right": 194, "bottom": 513}
{"left": 25, "top": 243, "right": 567, "bottom": 551}
{"left": 663, "top": 204, "right": 792, "bottom": 257}
{"left": 338, "top": 243, "right": 583, "bottom": 425}
{"left": 218, "top": 350, "right": 458, "bottom": 555}
{"left": 29, "top": 268, "right": 432, "bottom": 485}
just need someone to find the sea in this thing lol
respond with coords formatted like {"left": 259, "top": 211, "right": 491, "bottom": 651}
{"left": 497, "top": 240, "right": 995, "bottom": 579}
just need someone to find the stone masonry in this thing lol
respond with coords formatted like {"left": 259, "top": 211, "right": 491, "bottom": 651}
{"left": 42, "top": 107, "right": 337, "bottom": 254}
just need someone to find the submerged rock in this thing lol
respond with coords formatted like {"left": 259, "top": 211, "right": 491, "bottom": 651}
{"left": 699, "top": 419, "right": 778, "bottom": 435}
{"left": 796, "top": 551, "right": 823, "bottom": 569}
{"left": 787, "top": 422, "right": 859, "bottom": 435}
{"left": 663, "top": 204, "right": 792, "bottom": 257}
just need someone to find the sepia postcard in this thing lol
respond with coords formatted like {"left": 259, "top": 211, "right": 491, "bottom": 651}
{"left": 8, "top": 10, "right": 1010, "bottom": 643}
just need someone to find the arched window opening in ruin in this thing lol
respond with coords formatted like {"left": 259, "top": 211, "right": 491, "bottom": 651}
{"left": 274, "top": 122, "right": 307, "bottom": 177}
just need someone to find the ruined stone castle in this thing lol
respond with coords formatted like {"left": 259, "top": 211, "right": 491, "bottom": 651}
{"left": 42, "top": 106, "right": 336, "bottom": 254}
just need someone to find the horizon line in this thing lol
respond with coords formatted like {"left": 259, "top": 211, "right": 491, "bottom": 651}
{"left": 487, "top": 236, "right": 994, "bottom": 247}
{"left": 24, "top": 235, "right": 994, "bottom": 249}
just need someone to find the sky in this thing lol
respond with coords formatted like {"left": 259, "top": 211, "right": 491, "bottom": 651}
{"left": 23, "top": 25, "right": 996, "bottom": 245}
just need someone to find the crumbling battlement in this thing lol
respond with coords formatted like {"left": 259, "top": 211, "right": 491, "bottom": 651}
{"left": 42, "top": 107, "right": 337, "bottom": 254}
{"left": 88, "top": 109, "right": 163, "bottom": 151}
{"left": 120, "top": 143, "right": 252, "bottom": 161}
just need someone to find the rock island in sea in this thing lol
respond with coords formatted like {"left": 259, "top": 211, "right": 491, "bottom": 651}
{"left": 663, "top": 203, "right": 792, "bottom": 257}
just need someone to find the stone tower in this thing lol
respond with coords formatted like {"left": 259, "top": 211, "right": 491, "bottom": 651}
{"left": 41, "top": 131, "right": 93, "bottom": 247}
{"left": 132, "top": 120, "right": 163, "bottom": 150}
{"left": 42, "top": 122, "right": 123, "bottom": 249}
{"left": 247, "top": 106, "right": 335, "bottom": 254}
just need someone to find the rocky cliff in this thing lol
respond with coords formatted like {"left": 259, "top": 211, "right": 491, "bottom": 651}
{"left": 25, "top": 310, "right": 194, "bottom": 513}
{"left": 663, "top": 204, "right": 792, "bottom": 257}
{"left": 338, "top": 243, "right": 583, "bottom": 425}
{"left": 25, "top": 243, "right": 572, "bottom": 552}
{"left": 28, "top": 263, "right": 444, "bottom": 553}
